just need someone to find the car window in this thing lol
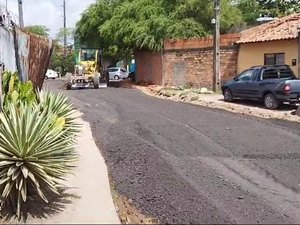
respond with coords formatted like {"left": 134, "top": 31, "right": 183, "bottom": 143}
{"left": 238, "top": 69, "right": 255, "bottom": 81}
{"left": 262, "top": 67, "right": 294, "bottom": 80}
{"left": 109, "top": 68, "right": 118, "bottom": 72}
{"left": 121, "top": 68, "right": 126, "bottom": 73}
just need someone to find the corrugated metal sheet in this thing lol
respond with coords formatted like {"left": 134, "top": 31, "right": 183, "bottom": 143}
{"left": 0, "top": 27, "right": 17, "bottom": 72}
{"left": 16, "top": 29, "right": 30, "bottom": 82}
{"left": 28, "top": 34, "right": 53, "bottom": 89}
{"left": 0, "top": 26, "right": 53, "bottom": 89}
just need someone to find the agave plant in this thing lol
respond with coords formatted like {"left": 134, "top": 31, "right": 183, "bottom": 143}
{"left": 37, "top": 91, "right": 81, "bottom": 135}
{"left": 0, "top": 99, "right": 78, "bottom": 218}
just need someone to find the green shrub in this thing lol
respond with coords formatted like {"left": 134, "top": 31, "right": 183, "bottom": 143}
{"left": 0, "top": 101, "right": 78, "bottom": 218}
{"left": 0, "top": 72, "right": 79, "bottom": 218}
{"left": 1, "top": 72, "right": 37, "bottom": 111}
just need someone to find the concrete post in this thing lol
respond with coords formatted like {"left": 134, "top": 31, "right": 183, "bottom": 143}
{"left": 213, "top": 0, "right": 221, "bottom": 92}
{"left": 298, "top": 26, "right": 300, "bottom": 77}
{"left": 18, "top": 0, "right": 24, "bottom": 28}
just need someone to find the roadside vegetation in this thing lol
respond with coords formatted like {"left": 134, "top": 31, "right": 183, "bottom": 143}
{"left": 0, "top": 72, "right": 79, "bottom": 219}
{"left": 75, "top": 0, "right": 300, "bottom": 62}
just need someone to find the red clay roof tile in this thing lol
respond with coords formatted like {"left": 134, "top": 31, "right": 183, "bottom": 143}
{"left": 238, "top": 13, "right": 300, "bottom": 44}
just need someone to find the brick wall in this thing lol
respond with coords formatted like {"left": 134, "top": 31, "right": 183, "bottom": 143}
{"left": 135, "top": 51, "right": 163, "bottom": 85}
{"left": 163, "top": 34, "right": 240, "bottom": 88}
{"left": 164, "top": 33, "right": 240, "bottom": 50}
{"left": 135, "top": 33, "right": 240, "bottom": 88}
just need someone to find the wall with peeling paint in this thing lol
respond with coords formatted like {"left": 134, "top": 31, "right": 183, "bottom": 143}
{"left": 0, "top": 27, "right": 17, "bottom": 72}
{"left": 0, "top": 26, "right": 53, "bottom": 89}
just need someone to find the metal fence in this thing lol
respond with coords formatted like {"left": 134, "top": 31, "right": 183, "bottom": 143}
{"left": 0, "top": 26, "right": 17, "bottom": 72}
{"left": 0, "top": 3, "right": 53, "bottom": 89}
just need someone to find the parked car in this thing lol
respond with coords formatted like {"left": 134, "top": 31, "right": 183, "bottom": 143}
{"left": 45, "top": 69, "right": 59, "bottom": 79}
{"left": 222, "top": 65, "right": 300, "bottom": 109}
{"left": 107, "top": 67, "right": 129, "bottom": 80}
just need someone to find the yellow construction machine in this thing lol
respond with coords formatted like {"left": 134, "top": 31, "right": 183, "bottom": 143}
{"left": 66, "top": 49, "right": 108, "bottom": 89}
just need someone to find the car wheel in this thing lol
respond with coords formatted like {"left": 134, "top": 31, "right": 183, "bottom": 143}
{"left": 224, "top": 88, "right": 233, "bottom": 102}
{"left": 264, "top": 93, "right": 279, "bottom": 110}
{"left": 114, "top": 75, "right": 120, "bottom": 80}
{"left": 65, "top": 83, "right": 72, "bottom": 90}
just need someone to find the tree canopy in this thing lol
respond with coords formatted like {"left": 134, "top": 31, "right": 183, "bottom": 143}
{"left": 236, "top": 0, "right": 300, "bottom": 25}
{"left": 76, "top": 0, "right": 300, "bottom": 59}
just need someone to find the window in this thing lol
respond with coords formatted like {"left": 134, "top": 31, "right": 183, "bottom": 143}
{"left": 121, "top": 68, "right": 127, "bottom": 73}
{"left": 109, "top": 68, "right": 118, "bottom": 72}
{"left": 264, "top": 53, "right": 285, "bottom": 65}
{"left": 80, "top": 49, "right": 97, "bottom": 61}
{"left": 238, "top": 69, "right": 255, "bottom": 81}
{"left": 262, "top": 66, "right": 294, "bottom": 80}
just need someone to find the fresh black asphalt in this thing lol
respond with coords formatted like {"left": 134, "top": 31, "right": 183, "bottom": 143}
{"left": 47, "top": 80, "right": 300, "bottom": 224}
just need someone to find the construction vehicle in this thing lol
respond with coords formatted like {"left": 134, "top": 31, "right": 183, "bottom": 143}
{"left": 66, "top": 48, "right": 108, "bottom": 90}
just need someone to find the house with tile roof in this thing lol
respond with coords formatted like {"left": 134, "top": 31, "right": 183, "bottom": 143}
{"left": 237, "top": 13, "right": 300, "bottom": 76}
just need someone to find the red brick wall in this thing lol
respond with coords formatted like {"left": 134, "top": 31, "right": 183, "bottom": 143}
{"left": 163, "top": 48, "right": 238, "bottom": 88}
{"left": 135, "top": 51, "right": 163, "bottom": 85}
{"left": 163, "top": 34, "right": 240, "bottom": 88}
{"left": 164, "top": 33, "right": 240, "bottom": 50}
{"left": 135, "top": 34, "right": 240, "bottom": 88}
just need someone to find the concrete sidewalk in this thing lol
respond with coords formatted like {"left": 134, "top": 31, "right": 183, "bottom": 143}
{"left": 9, "top": 115, "right": 120, "bottom": 224}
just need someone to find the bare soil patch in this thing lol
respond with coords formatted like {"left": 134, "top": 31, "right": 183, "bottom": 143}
{"left": 134, "top": 85, "right": 300, "bottom": 123}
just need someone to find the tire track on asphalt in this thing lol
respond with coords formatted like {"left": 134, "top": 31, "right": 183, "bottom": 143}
{"left": 201, "top": 157, "right": 300, "bottom": 223}
{"left": 48, "top": 82, "right": 300, "bottom": 223}
{"left": 135, "top": 102, "right": 300, "bottom": 222}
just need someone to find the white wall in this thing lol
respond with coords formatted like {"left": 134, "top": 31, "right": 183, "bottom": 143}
{"left": 0, "top": 27, "right": 17, "bottom": 72}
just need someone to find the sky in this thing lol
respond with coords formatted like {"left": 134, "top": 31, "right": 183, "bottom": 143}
{"left": 1, "top": 0, "right": 95, "bottom": 38}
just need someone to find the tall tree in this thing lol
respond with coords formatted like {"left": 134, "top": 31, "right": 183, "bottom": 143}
{"left": 235, "top": 0, "right": 260, "bottom": 25}
{"left": 76, "top": 0, "right": 244, "bottom": 59}
{"left": 48, "top": 28, "right": 76, "bottom": 74}
{"left": 257, "top": 0, "right": 300, "bottom": 17}
{"left": 236, "top": 0, "right": 300, "bottom": 25}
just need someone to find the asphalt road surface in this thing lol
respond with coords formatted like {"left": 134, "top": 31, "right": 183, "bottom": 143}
{"left": 46, "top": 80, "right": 300, "bottom": 224}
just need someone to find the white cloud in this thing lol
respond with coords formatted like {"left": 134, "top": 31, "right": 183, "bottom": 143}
{"left": 1, "top": 0, "right": 95, "bottom": 38}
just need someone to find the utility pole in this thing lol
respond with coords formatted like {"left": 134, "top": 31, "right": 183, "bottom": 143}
{"left": 5, "top": 0, "right": 8, "bottom": 14}
{"left": 298, "top": 26, "right": 300, "bottom": 78}
{"left": 5, "top": 0, "right": 8, "bottom": 26}
{"left": 63, "top": 0, "right": 67, "bottom": 76}
{"left": 213, "top": 0, "right": 221, "bottom": 92}
{"left": 18, "top": 0, "right": 24, "bottom": 28}
{"left": 0, "top": 64, "right": 3, "bottom": 111}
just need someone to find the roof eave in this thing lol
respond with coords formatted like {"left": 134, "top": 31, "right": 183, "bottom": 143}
{"left": 237, "top": 37, "right": 298, "bottom": 44}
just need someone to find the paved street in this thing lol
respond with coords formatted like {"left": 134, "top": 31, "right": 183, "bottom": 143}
{"left": 47, "top": 80, "right": 300, "bottom": 224}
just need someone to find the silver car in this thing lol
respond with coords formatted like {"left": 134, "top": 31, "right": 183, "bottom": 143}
{"left": 108, "top": 67, "right": 129, "bottom": 80}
